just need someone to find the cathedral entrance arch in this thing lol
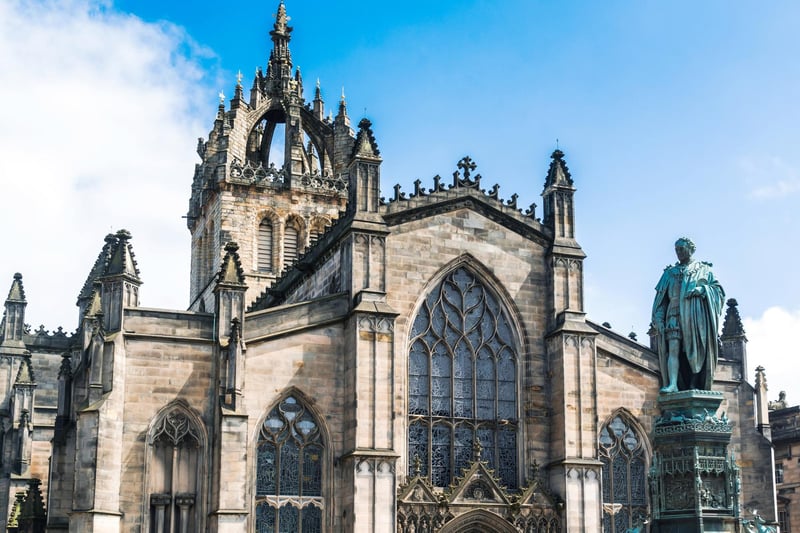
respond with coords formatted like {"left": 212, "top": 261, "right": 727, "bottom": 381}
{"left": 438, "top": 509, "right": 517, "bottom": 533}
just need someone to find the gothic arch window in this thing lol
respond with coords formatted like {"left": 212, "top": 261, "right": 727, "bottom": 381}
{"left": 146, "top": 405, "right": 204, "bottom": 533}
{"left": 408, "top": 266, "right": 519, "bottom": 489}
{"left": 308, "top": 217, "right": 330, "bottom": 248}
{"left": 258, "top": 218, "right": 274, "bottom": 272}
{"left": 599, "top": 413, "right": 648, "bottom": 532}
{"left": 255, "top": 395, "right": 324, "bottom": 533}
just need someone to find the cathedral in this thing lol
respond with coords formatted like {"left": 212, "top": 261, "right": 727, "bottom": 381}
{"left": 0, "top": 2, "right": 777, "bottom": 532}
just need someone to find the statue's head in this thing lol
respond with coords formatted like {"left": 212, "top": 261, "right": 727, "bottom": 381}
{"left": 674, "top": 237, "right": 695, "bottom": 264}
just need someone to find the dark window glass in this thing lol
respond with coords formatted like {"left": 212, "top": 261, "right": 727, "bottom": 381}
{"left": 255, "top": 396, "right": 323, "bottom": 532}
{"left": 408, "top": 267, "right": 518, "bottom": 488}
{"left": 600, "top": 415, "right": 648, "bottom": 532}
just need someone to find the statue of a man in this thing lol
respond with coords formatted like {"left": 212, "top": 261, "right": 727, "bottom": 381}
{"left": 651, "top": 237, "right": 725, "bottom": 393}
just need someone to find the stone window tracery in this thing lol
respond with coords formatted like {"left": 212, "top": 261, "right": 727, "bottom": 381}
{"left": 147, "top": 408, "right": 203, "bottom": 533}
{"left": 408, "top": 267, "right": 518, "bottom": 489}
{"left": 256, "top": 395, "right": 323, "bottom": 533}
{"left": 600, "top": 414, "right": 648, "bottom": 532}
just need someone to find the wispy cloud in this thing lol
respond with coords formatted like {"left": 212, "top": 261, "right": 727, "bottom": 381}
{"left": 744, "top": 306, "right": 800, "bottom": 403}
{"left": 0, "top": 0, "right": 217, "bottom": 329}
{"left": 739, "top": 155, "right": 800, "bottom": 199}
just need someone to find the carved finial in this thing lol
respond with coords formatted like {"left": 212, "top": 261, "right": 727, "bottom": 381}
{"left": 236, "top": 70, "right": 243, "bottom": 86}
{"left": 413, "top": 454, "right": 422, "bottom": 477}
{"left": 218, "top": 90, "right": 225, "bottom": 104}
{"left": 457, "top": 156, "right": 477, "bottom": 180}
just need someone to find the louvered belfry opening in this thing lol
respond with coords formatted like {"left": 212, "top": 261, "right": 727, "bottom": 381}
{"left": 283, "top": 225, "right": 298, "bottom": 266}
{"left": 258, "top": 219, "right": 273, "bottom": 272}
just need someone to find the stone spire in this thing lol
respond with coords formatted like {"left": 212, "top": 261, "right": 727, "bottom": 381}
{"left": 313, "top": 78, "right": 324, "bottom": 119}
{"left": 720, "top": 298, "right": 747, "bottom": 374}
{"left": 14, "top": 356, "right": 34, "bottom": 385}
{"left": 541, "top": 148, "right": 585, "bottom": 323}
{"left": 1, "top": 273, "right": 27, "bottom": 352}
{"left": 77, "top": 233, "right": 117, "bottom": 318}
{"left": 543, "top": 149, "right": 574, "bottom": 189}
{"left": 721, "top": 298, "right": 746, "bottom": 338}
{"left": 217, "top": 242, "right": 246, "bottom": 287}
{"left": 104, "top": 229, "right": 140, "bottom": 281}
{"left": 351, "top": 118, "right": 380, "bottom": 160}
{"left": 268, "top": 0, "right": 294, "bottom": 91}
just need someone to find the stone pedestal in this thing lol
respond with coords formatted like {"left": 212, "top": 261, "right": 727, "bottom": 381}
{"left": 650, "top": 390, "right": 742, "bottom": 532}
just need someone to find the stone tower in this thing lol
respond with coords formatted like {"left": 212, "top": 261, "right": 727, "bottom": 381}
{"left": 187, "top": 1, "right": 355, "bottom": 312}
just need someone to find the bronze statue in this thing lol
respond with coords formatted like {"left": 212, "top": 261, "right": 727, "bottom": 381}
{"left": 651, "top": 238, "right": 725, "bottom": 392}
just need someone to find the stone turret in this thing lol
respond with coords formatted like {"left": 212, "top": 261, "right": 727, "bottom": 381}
{"left": 98, "top": 229, "right": 141, "bottom": 333}
{"left": 720, "top": 298, "right": 748, "bottom": 382}
{"left": 1, "top": 273, "right": 27, "bottom": 354}
{"left": 542, "top": 149, "right": 586, "bottom": 325}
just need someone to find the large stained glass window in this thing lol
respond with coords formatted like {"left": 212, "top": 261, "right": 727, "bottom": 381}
{"left": 600, "top": 414, "right": 648, "bottom": 532}
{"left": 256, "top": 396, "right": 323, "bottom": 533}
{"left": 408, "top": 267, "right": 518, "bottom": 489}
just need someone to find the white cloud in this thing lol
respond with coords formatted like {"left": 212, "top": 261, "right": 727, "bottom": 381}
{"left": 0, "top": 0, "right": 217, "bottom": 330}
{"left": 739, "top": 155, "right": 800, "bottom": 199}
{"left": 744, "top": 306, "right": 800, "bottom": 405}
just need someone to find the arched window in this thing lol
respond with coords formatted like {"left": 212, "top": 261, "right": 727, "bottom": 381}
{"left": 599, "top": 414, "right": 648, "bottom": 532}
{"left": 283, "top": 224, "right": 299, "bottom": 266}
{"left": 147, "top": 407, "right": 204, "bottom": 533}
{"left": 258, "top": 219, "right": 273, "bottom": 272}
{"left": 256, "top": 395, "right": 323, "bottom": 533}
{"left": 408, "top": 267, "right": 518, "bottom": 489}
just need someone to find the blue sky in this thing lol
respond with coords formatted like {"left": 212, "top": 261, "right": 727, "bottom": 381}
{"left": 1, "top": 0, "right": 798, "bottom": 399}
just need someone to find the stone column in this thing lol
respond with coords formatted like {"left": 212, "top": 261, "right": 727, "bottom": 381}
{"left": 546, "top": 311, "right": 600, "bottom": 531}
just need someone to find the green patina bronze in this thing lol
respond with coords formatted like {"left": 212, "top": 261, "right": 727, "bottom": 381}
{"left": 651, "top": 237, "right": 725, "bottom": 392}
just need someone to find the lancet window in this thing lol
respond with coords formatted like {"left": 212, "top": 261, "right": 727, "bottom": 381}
{"left": 147, "top": 407, "right": 203, "bottom": 533}
{"left": 255, "top": 395, "right": 323, "bottom": 533}
{"left": 258, "top": 219, "right": 274, "bottom": 272}
{"left": 599, "top": 414, "right": 648, "bottom": 532}
{"left": 408, "top": 267, "right": 519, "bottom": 489}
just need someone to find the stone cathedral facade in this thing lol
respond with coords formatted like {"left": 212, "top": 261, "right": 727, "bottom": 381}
{"left": 0, "top": 3, "right": 777, "bottom": 532}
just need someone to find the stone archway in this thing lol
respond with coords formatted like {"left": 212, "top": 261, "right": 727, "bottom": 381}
{"left": 438, "top": 509, "right": 517, "bottom": 533}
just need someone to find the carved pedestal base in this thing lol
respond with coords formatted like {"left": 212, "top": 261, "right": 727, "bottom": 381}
{"left": 650, "top": 390, "right": 742, "bottom": 533}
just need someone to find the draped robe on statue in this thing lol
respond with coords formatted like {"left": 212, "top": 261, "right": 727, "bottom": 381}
{"left": 652, "top": 260, "right": 725, "bottom": 391}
